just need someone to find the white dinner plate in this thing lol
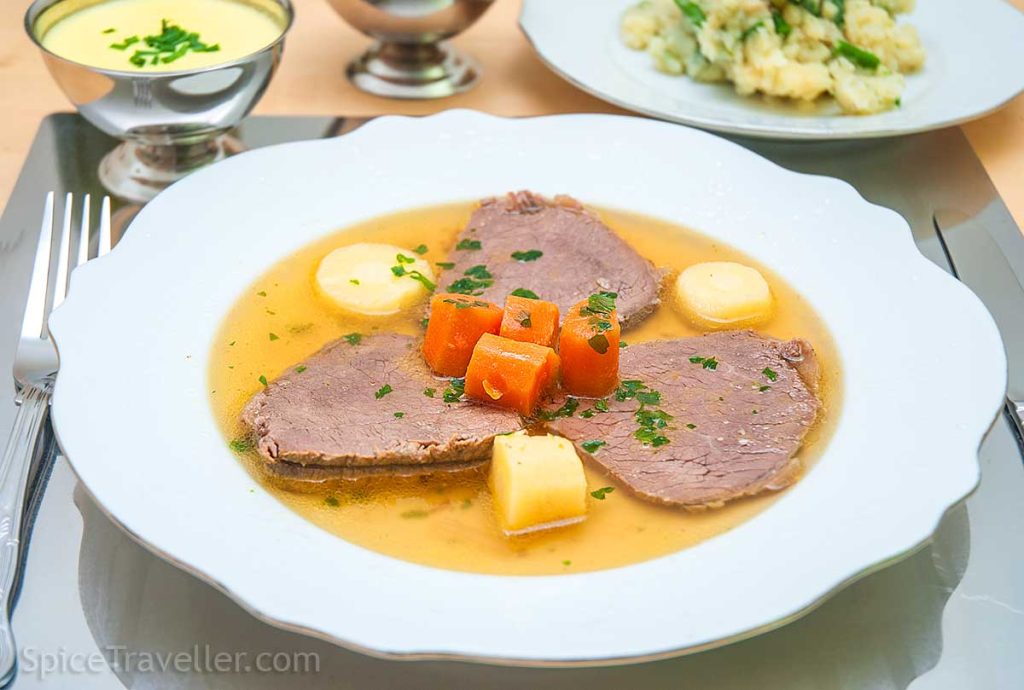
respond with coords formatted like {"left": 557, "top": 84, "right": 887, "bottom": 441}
{"left": 50, "top": 111, "right": 1005, "bottom": 665}
{"left": 520, "top": 0, "right": 1024, "bottom": 140}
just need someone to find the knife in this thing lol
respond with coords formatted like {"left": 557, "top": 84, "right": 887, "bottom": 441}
{"left": 935, "top": 207, "right": 1024, "bottom": 445}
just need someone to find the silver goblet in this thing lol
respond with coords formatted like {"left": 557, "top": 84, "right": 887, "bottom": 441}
{"left": 325, "top": 0, "right": 496, "bottom": 99}
{"left": 26, "top": 0, "right": 294, "bottom": 203}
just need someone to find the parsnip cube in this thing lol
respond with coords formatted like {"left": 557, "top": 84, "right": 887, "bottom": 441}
{"left": 675, "top": 261, "right": 774, "bottom": 329}
{"left": 489, "top": 432, "right": 587, "bottom": 535}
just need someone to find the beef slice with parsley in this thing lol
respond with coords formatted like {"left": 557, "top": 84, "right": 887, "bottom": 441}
{"left": 546, "top": 331, "right": 821, "bottom": 508}
{"left": 241, "top": 333, "right": 523, "bottom": 470}
{"left": 437, "top": 191, "right": 664, "bottom": 328}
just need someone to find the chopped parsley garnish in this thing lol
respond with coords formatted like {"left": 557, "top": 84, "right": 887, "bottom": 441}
{"left": 588, "top": 334, "right": 610, "bottom": 354}
{"left": 229, "top": 437, "right": 254, "bottom": 454}
{"left": 448, "top": 265, "right": 494, "bottom": 295}
{"left": 762, "top": 367, "right": 778, "bottom": 382}
{"left": 349, "top": 279, "right": 360, "bottom": 285}
{"left": 759, "top": 385, "right": 771, "bottom": 392}
{"left": 258, "top": 375, "right": 268, "bottom": 386}
{"left": 590, "top": 486, "right": 615, "bottom": 500}
{"left": 119, "top": 20, "right": 221, "bottom": 68}
{"left": 793, "top": 0, "right": 822, "bottom": 15}
{"left": 594, "top": 399, "right": 610, "bottom": 412}
{"left": 455, "top": 239, "right": 482, "bottom": 251}
{"left": 102, "top": 27, "right": 117, "bottom": 34}
{"left": 619, "top": 340, "right": 628, "bottom": 348}
{"left": 541, "top": 397, "right": 580, "bottom": 420}
{"left": 442, "top": 298, "right": 490, "bottom": 310}
{"left": 401, "top": 509, "right": 430, "bottom": 519}
{"left": 771, "top": 8, "right": 792, "bottom": 37}
{"left": 393, "top": 412, "right": 405, "bottom": 419}
{"left": 443, "top": 378, "right": 466, "bottom": 403}
{"left": 423, "top": 387, "right": 436, "bottom": 398}
{"left": 511, "top": 249, "right": 543, "bottom": 262}
{"left": 324, "top": 496, "right": 340, "bottom": 507}
{"left": 689, "top": 355, "right": 718, "bottom": 370}
{"left": 461, "top": 498, "right": 473, "bottom": 509}
{"left": 829, "top": 0, "right": 845, "bottom": 25}
{"left": 741, "top": 20, "right": 764, "bottom": 41}
{"left": 435, "top": 261, "right": 455, "bottom": 270}
{"left": 229, "top": 341, "right": 236, "bottom": 346}
{"left": 257, "top": 290, "right": 267, "bottom": 297}
{"left": 753, "top": 409, "right": 759, "bottom": 415}
{"left": 581, "top": 440, "right": 607, "bottom": 454}
{"left": 615, "top": 380, "right": 673, "bottom": 447}
{"left": 269, "top": 332, "right": 279, "bottom": 341}
{"left": 835, "top": 40, "right": 880, "bottom": 71}
{"left": 510, "top": 288, "right": 539, "bottom": 300}
{"left": 343, "top": 332, "right": 362, "bottom": 345}
{"left": 295, "top": 365, "right": 308, "bottom": 374}
{"left": 581, "top": 291, "right": 617, "bottom": 317}
{"left": 374, "top": 384, "right": 394, "bottom": 399}
{"left": 412, "top": 244, "right": 429, "bottom": 255}
{"left": 391, "top": 261, "right": 436, "bottom": 292}
{"left": 519, "top": 312, "right": 533, "bottom": 328}
{"left": 686, "top": 423, "right": 697, "bottom": 430}
{"left": 562, "top": 560, "right": 572, "bottom": 566}
{"left": 674, "top": 0, "right": 706, "bottom": 27}
{"left": 464, "top": 265, "right": 492, "bottom": 279}
{"left": 580, "top": 409, "right": 596, "bottom": 419}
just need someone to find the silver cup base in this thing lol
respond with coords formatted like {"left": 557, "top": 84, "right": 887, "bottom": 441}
{"left": 98, "top": 135, "right": 245, "bottom": 204}
{"left": 346, "top": 41, "right": 479, "bottom": 99}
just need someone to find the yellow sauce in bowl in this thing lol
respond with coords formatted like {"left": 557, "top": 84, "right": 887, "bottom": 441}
{"left": 36, "top": 0, "right": 287, "bottom": 72}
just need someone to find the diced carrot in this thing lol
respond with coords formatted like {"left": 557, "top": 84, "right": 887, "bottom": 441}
{"left": 499, "top": 295, "right": 560, "bottom": 348}
{"left": 465, "top": 334, "right": 560, "bottom": 416}
{"left": 422, "top": 293, "right": 503, "bottom": 377}
{"left": 559, "top": 293, "right": 620, "bottom": 398}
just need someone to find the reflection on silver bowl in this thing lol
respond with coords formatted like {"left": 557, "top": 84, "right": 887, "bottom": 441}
{"left": 325, "top": 0, "right": 495, "bottom": 99}
{"left": 26, "top": 0, "right": 294, "bottom": 203}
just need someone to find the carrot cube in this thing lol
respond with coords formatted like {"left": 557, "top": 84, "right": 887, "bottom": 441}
{"left": 499, "top": 295, "right": 560, "bottom": 348}
{"left": 422, "top": 293, "right": 503, "bottom": 377}
{"left": 559, "top": 294, "right": 620, "bottom": 398}
{"left": 465, "top": 334, "right": 560, "bottom": 416}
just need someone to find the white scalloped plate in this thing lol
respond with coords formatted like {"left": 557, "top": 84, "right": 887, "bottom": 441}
{"left": 49, "top": 111, "right": 1005, "bottom": 665}
{"left": 520, "top": 0, "right": 1024, "bottom": 140}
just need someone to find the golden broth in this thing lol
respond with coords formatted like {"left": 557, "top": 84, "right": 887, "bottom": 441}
{"left": 38, "top": 0, "right": 286, "bottom": 72}
{"left": 209, "top": 202, "right": 842, "bottom": 576}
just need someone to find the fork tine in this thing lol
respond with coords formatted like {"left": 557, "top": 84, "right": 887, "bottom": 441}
{"left": 51, "top": 194, "right": 74, "bottom": 311}
{"left": 77, "top": 194, "right": 91, "bottom": 268}
{"left": 20, "top": 193, "right": 55, "bottom": 340}
{"left": 98, "top": 196, "right": 112, "bottom": 256}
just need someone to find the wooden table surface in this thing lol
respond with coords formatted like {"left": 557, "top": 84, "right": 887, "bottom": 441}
{"left": 2, "top": 0, "right": 1022, "bottom": 228}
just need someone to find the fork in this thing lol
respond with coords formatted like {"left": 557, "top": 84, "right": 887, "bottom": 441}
{"left": 0, "top": 193, "right": 111, "bottom": 685}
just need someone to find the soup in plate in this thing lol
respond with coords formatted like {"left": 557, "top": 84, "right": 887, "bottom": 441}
{"left": 210, "top": 193, "right": 841, "bottom": 575}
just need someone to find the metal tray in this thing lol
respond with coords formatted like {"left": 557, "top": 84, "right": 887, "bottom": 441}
{"left": 1, "top": 115, "right": 1022, "bottom": 689}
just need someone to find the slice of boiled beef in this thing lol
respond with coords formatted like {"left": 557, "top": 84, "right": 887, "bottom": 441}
{"left": 242, "top": 333, "right": 522, "bottom": 469}
{"left": 438, "top": 191, "right": 663, "bottom": 328}
{"left": 546, "top": 331, "right": 821, "bottom": 508}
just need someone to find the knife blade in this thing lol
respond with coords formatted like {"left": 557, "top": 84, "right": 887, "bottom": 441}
{"left": 935, "top": 207, "right": 1024, "bottom": 443}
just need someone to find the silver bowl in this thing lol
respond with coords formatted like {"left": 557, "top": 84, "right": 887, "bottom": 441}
{"left": 26, "top": 0, "right": 294, "bottom": 203}
{"left": 325, "top": 0, "right": 495, "bottom": 99}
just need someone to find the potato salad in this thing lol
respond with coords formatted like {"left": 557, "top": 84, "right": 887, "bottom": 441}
{"left": 621, "top": 0, "right": 925, "bottom": 114}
